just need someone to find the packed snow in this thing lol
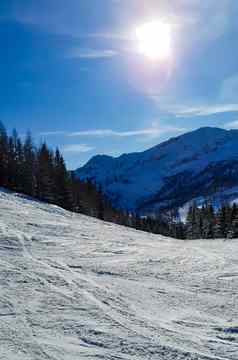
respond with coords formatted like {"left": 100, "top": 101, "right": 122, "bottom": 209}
{"left": 0, "top": 189, "right": 237, "bottom": 359}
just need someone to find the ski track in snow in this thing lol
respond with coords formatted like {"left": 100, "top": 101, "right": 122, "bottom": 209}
{"left": 0, "top": 190, "right": 237, "bottom": 360}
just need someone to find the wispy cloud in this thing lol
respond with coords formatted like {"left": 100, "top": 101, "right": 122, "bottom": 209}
{"left": 39, "top": 131, "right": 66, "bottom": 136}
{"left": 40, "top": 125, "right": 186, "bottom": 139}
{"left": 220, "top": 73, "right": 238, "bottom": 103}
{"left": 68, "top": 126, "right": 185, "bottom": 138}
{"left": 224, "top": 120, "right": 238, "bottom": 129}
{"left": 67, "top": 48, "right": 118, "bottom": 60}
{"left": 174, "top": 104, "right": 238, "bottom": 117}
{"left": 62, "top": 144, "right": 94, "bottom": 153}
{"left": 68, "top": 129, "right": 152, "bottom": 137}
{"left": 152, "top": 95, "right": 238, "bottom": 117}
{"left": 87, "top": 31, "right": 130, "bottom": 41}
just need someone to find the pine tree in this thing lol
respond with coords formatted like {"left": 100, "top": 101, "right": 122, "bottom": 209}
{"left": 22, "top": 131, "right": 36, "bottom": 196}
{"left": 186, "top": 203, "right": 201, "bottom": 239}
{"left": 53, "top": 148, "right": 73, "bottom": 210}
{"left": 225, "top": 204, "right": 233, "bottom": 237}
{"left": 7, "top": 130, "right": 24, "bottom": 192}
{"left": 227, "top": 204, "right": 238, "bottom": 238}
{"left": 36, "top": 143, "right": 55, "bottom": 203}
{"left": 71, "top": 175, "right": 85, "bottom": 213}
{"left": 15, "top": 137, "right": 25, "bottom": 193}
{"left": 96, "top": 185, "right": 105, "bottom": 220}
{"left": 214, "top": 206, "right": 227, "bottom": 238}
{"left": 201, "top": 203, "right": 215, "bottom": 239}
{"left": 7, "top": 131, "right": 17, "bottom": 190}
{"left": 0, "top": 121, "right": 9, "bottom": 187}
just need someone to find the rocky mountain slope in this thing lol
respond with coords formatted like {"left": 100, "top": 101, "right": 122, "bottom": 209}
{"left": 75, "top": 127, "right": 238, "bottom": 216}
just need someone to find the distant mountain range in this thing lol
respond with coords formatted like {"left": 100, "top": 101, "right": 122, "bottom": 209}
{"left": 75, "top": 127, "right": 238, "bottom": 218}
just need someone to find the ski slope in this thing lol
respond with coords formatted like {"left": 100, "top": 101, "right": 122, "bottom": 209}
{"left": 0, "top": 190, "right": 237, "bottom": 360}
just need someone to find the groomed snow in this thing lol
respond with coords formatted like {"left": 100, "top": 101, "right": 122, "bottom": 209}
{"left": 0, "top": 189, "right": 237, "bottom": 359}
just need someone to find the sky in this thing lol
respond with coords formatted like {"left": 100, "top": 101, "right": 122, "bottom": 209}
{"left": 1, "top": 0, "right": 238, "bottom": 169}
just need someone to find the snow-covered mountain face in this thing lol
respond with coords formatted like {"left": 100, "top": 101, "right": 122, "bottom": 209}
{"left": 75, "top": 127, "right": 238, "bottom": 216}
{"left": 0, "top": 189, "right": 238, "bottom": 359}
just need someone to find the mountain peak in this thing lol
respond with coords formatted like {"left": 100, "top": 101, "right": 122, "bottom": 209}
{"left": 75, "top": 127, "right": 238, "bottom": 214}
{"left": 178, "top": 126, "right": 228, "bottom": 140}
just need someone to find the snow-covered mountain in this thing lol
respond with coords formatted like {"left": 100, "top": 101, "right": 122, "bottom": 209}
{"left": 0, "top": 189, "right": 238, "bottom": 359}
{"left": 75, "top": 127, "right": 238, "bottom": 216}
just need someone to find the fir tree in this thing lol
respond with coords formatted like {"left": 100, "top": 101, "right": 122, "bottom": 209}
{"left": 53, "top": 148, "right": 73, "bottom": 210}
{"left": 15, "top": 137, "right": 24, "bottom": 193}
{"left": 36, "top": 143, "right": 55, "bottom": 203}
{"left": 22, "top": 131, "right": 36, "bottom": 196}
{"left": 186, "top": 203, "right": 201, "bottom": 239}
{"left": 7, "top": 132, "right": 17, "bottom": 190}
{"left": 214, "top": 206, "right": 227, "bottom": 238}
{"left": 0, "top": 121, "right": 9, "bottom": 187}
{"left": 96, "top": 185, "right": 105, "bottom": 220}
{"left": 227, "top": 204, "right": 238, "bottom": 238}
{"left": 201, "top": 204, "right": 215, "bottom": 239}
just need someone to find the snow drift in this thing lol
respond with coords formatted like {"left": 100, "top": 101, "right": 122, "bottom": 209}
{"left": 0, "top": 189, "right": 237, "bottom": 359}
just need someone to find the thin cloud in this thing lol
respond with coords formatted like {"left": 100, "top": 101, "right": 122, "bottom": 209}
{"left": 62, "top": 144, "right": 94, "bottom": 153}
{"left": 224, "top": 120, "right": 238, "bottom": 129}
{"left": 87, "top": 31, "right": 130, "bottom": 41}
{"left": 152, "top": 95, "right": 238, "bottom": 117}
{"left": 174, "top": 104, "right": 238, "bottom": 117}
{"left": 40, "top": 126, "right": 186, "bottom": 139}
{"left": 220, "top": 73, "right": 238, "bottom": 102}
{"left": 67, "top": 48, "right": 118, "bottom": 60}
{"left": 39, "top": 131, "right": 66, "bottom": 136}
{"left": 68, "top": 126, "right": 186, "bottom": 138}
{"left": 68, "top": 129, "right": 151, "bottom": 137}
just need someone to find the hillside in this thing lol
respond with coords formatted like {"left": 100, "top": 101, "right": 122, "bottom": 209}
{"left": 0, "top": 189, "right": 237, "bottom": 359}
{"left": 75, "top": 127, "right": 238, "bottom": 216}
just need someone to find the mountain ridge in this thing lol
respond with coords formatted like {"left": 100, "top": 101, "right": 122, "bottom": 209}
{"left": 75, "top": 127, "right": 238, "bottom": 216}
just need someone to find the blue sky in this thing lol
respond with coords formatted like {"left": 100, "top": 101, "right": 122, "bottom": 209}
{"left": 1, "top": 0, "right": 238, "bottom": 169}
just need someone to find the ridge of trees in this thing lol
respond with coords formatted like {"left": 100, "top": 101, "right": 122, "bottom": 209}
{"left": 185, "top": 202, "right": 238, "bottom": 239}
{"left": 0, "top": 122, "right": 174, "bottom": 236}
{"left": 0, "top": 122, "right": 113, "bottom": 216}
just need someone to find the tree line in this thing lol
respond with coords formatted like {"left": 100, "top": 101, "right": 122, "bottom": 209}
{"left": 185, "top": 202, "right": 238, "bottom": 239}
{"left": 0, "top": 122, "right": 115, "bottom": 217}
{"left": 0, "top": 121, "right": 174, "bottom": 236}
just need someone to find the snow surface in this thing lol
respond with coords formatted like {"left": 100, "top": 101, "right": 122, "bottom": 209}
{"left": 0, "top": 189, "right": 237, "bottom": 359}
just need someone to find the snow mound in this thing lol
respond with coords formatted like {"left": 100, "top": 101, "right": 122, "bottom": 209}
{"left": 0, "top": 190, "right": 237, "bottom": 359}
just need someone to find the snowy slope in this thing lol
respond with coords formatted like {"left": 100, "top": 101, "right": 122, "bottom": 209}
{"left": 75, "top": 127, "right": 238, "bottom": 214}
{"left": 0, "top": 189, "right": 238, "bottom": 360}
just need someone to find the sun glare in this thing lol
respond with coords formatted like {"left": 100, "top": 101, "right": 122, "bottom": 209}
{"left": 136, "top": 21, "right": 172, "bottom": 60}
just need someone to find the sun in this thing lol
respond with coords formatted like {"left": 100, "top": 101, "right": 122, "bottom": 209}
{"left": 136, "top": 21, "right": 172, "bottom": 60}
